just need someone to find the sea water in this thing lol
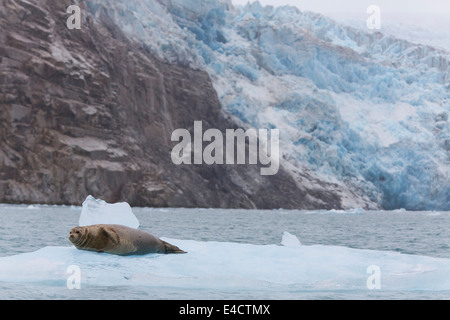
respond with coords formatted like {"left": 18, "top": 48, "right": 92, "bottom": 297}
{"left": 0, "top": 204, "right": 449, "bottom": 299}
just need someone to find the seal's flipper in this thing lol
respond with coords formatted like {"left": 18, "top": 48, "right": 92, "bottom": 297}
{"left": 162, "top": 240, "right": 187, "bottom": 254}
{"left": 99, "top": 227, "right": 119, "bottom": 245}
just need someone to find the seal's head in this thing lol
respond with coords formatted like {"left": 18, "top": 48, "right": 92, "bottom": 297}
{"left": 69, "top": 226, "right": 86, "bottom": 246}
{"left": 68, "top": 225, "right": 112, "bottom": 252}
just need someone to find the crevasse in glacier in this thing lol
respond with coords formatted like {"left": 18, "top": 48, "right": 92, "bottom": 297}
{"left": 86, "top": 0, "right": 449, "bottom": 210}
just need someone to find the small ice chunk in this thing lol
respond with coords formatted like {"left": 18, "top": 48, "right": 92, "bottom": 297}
{"left": 281, "top": 231, "right": 301, "bottom": 247}
{"left": 79, "top": 195, "right": 139, "bottom": 228}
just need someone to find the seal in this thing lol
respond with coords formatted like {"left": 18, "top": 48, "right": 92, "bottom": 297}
{"left": 69, "top": 224, "right": 186, "bottom": 255}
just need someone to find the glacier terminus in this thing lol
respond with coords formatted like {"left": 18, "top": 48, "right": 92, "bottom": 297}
{"left": 85, "top": 0, "right": 449, "bottom": 210}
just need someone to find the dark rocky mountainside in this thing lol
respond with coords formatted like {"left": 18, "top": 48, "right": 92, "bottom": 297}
{"left": 0, "top": 0, "right": 375, "bottom": 209}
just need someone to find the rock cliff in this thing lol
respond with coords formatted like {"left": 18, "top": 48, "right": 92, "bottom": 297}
{"left": 0, "top": 0, "right": 376, "bottom": 209}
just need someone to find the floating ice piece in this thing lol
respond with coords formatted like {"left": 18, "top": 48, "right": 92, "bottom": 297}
{"left": 281, "top": 231, "right": 301, "bottom": 247}
{"left": 1, "top": 239, "right": 450, "bottom": 293}
{"left": 78, "top": 195, "right": 139, "bottom": 229}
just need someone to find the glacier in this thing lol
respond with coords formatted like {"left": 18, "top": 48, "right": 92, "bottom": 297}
{"left": 85, "top": 0, "right": 449, "bottom": 210}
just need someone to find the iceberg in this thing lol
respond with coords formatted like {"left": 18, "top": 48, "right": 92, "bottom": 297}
{"left": 78, "top": 195, "right": 139, "bottom": 228}
{"left": 1, "top": 237, "right": 450, "bottom": 293}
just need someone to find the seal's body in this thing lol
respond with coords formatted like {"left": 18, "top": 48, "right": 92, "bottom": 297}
{"left": 69, "top": 224, "right": 186, "bottom": 255}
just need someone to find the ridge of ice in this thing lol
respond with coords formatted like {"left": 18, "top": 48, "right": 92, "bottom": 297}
{"left": 78, "top": 195, "right": 139, "bottom": 228}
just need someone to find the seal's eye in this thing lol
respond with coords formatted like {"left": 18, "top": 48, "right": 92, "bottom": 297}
{"left": 75, "top": 230, "right": 80, "bottom": 234}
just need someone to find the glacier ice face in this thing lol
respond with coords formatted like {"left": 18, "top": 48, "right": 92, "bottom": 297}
{"left": 86, "top": 0, "right": 450, "bottom": 210}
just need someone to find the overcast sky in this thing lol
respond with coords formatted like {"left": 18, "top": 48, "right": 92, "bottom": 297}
{"left": 231, "top": 0, "right": 450, "bottom": 32}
